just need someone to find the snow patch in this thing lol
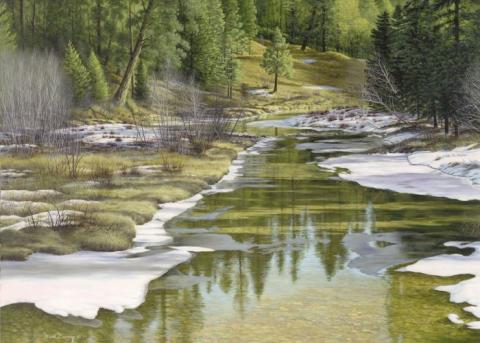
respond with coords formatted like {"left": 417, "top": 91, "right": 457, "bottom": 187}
{"left": 400, "top": 241, "right": 480, "bottom": 330}
{"left": 0, "top": 138, "right": 273, "bottom": 319}
{"left": 319, "top": 153, "right": 480, "bottom": 201}
{"left": 300, "top": 58, "right": 317, "bottom": 64}
{"left": 246, "top": 88, "right": 272, "bottom": 97}
{"left": 0, "top": 189, "right": 62, "bottom": 201}
{"left": 303, "top": 85, "right": 342, "bottom": 92}
{"left": 408, "top": 145, "right": 480, "bottom": 186}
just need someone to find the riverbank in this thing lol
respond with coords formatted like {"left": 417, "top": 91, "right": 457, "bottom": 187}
{"left": 0, "top": 137, "right": 275, "bottom": 319}
{"left": 0, "top": 136, "right": 256, "bottom": 260}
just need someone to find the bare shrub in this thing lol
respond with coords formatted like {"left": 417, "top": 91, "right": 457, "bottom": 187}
{"left": 0, "top": 50, "right": 72, "bottom": 145}
{"left": 55, "top": 133, "right": 83, "bottom": 179}
{"left": 178, "top": 79, "right": 234, "bottom": 154}
{"left": 463, "top": 63, "right": 480, "bottom": 132}
{"left": 88, "top": 162, "right": 114, "bottom": 185}
{"left": 150, "top": 72, "right": 185, "bottom": 153}
{"left": 159, "top": 152, "right": 184, "bottom": 173}
{"left": 151, "top": 73, "right": 236, "bottom": 155}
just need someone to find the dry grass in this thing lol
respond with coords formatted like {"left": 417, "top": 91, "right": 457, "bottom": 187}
{"left": 0, "top": 140, "right": 249, "bottom": 260}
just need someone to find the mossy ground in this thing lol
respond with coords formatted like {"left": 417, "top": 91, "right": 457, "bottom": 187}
{"left": 235, "top": 40, "right": 365, "bottom": 116}
{"left": 0, "top": 140, "right": 250, "bottom": 260}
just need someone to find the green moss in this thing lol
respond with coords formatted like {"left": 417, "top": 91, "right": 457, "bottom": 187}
{"left": 70, "top": 213, "right": 136, "bottom": 251}
{"left": 0, "top": 246, "right": 33, "bottom": 261}
{"left": 0, "top": 228, "right": 78, "bottom": 260}
{"left": 98, "top": 200, "right": 157, "bottom": 224}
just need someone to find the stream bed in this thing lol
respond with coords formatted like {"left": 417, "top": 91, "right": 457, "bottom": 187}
{"left": 1, "top": 126, "right": 480, "bottom": 342}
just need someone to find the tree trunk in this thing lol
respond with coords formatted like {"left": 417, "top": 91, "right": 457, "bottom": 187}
{"left": 19, "top": 0, "right": 24, "bottom": 49}
{"left": 114, "top": 0, "right": 155, "bottom": 106}
{"left": 320, "top": 7, "right": 327, "bottom": 52}
{"left": 273, "top": 72, "right": 278, "bottom": 93}
{"left": 433, "top": 113, "right": 438, "bottom": 128}
{"left": 454, "top": 123, "right": 459, "bottom": 137}
{"left": 301, "top": 6, "right": 317, "bottom": 51}
{"left": 129, "top": 0, "right": 134, "bottom": 97}
{"left": 444, "top": 116, "right": 449, "bottom": 136}
{"left": 96, "top": 0, "right": 102, "bottom": 55}
{"left": 31, "top": 0, "right": 36, "bottom": 37}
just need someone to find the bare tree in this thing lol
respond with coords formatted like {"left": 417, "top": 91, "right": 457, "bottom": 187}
{"left": 0, "top": 50, "right": 72, "bottom": 146}
{"left": 150, "top": 70, "right": 184, "bottom": 153}
{"left": 363, "top": 56, "right": 404, "bottom": 115}
{"left": 463, "top": 62, "right": 480, "bottom": 132}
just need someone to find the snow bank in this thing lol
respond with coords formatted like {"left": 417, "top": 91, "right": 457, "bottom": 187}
{"left": 408, "top": 144, "right": 480, "bottom": 186}
{"left": 319, "top": 153, "right": 480, "bottom": 201}
{"left": 297, "top": 108, "right": 410, "bottom": 133}
{"left": 0, "top": 138, "right": 273, "bottom": 319}
{"left": 65, "top": 124, "right": 158, "bottom": 148}
{"left": 383, "top": 130, "right": 421, "bottom": 146}
{"left": 0, "top": 210, "right": 83, "bottom": 231}
{"left": 248, "top": 108, "right": 410, "bottom": 134}
{"left": 399, "top": 241, "right": 480, "bottom": 330}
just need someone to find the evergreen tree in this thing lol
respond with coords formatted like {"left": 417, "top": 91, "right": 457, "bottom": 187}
{"left": 239, "top": 0, "right": 257, "bottom": 40}
{"left": 64, "top": 42, "right": 90, "bottom": 102}
{"left": 134, "top": 58, "right": 148, "bottom": 100}
{"left": 222, "top": 0, "right": 247, "bottom": 95}
{"left": 0, "top": 2, "right": 15, "bottom": 51}
{"left": 261, "top": 27, "right": 293, "bottom": 92}
{"left": 192, "top": 0, "right": 226, "bottom": 88}
{"left": 371, "top": 11, "right": 392, "bottom": 62}
{"left": 87, "top": 50, "right": 109, "bottom": 101}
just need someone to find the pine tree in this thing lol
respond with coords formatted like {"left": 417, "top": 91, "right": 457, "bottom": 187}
{"left": 134, "top": 58, "right": 148, "bottom": 100}
{"left": 192, "top": 0, "right": 226, "bottom": 88}
{"left": 87, "top": 50, "right": 109, "bottom": 101}
{"left": 371, "top": 11, "right": 392, "bottom": 63}
{"left": 239, "top": 0, "right": 257, "bottom": 40}
{"left": 64, "top": 42, "right": 90, "bottom": 102}
{"left": 0, "top": 2, "right": 15, "bottom": 51}
{"left": 261, "top": 27, "right": 293, "bottom": 92}
{"left": 222, "top": 0, "right": 247, "bottom": 96}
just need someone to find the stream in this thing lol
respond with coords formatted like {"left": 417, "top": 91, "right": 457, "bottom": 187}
{"left": 1, "top": 118, "right": 480, "bottom": 342}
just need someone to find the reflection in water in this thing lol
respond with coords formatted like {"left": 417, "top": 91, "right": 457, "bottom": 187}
{"left": 2, "top": 135, "right": 480, "bottom": 342}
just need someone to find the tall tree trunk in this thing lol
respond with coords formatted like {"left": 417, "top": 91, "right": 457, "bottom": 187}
{"left": 453, "top": 0, "right": 460, "bottom": 49}
{"left": 301, "top": 6, "right": 317, "bottom": 51}
{"left": 114, "top": 0, "right": 155, "bottom": 106}
{"left": 454, "top": 123, "right": 459, "bottom": 137}
{"left": 96, "top": 0, "right": 102, "bottom": 55}
{"left": 320, "top": 7, "right": 327, "bottom": 52}
{"left": 273, "top": 72, "right": 278, "bottom": 93}
{"left": 19, "top": 0, "right": 24, "bottom": 49}
{"left": 444, "top": 116, "right": 449, "bottom": 136}
{"left": 129, "top": 0, "right": 135, "bottom": 97}
{"left": 31, "top": 0, "right": 36, "bottom": 38}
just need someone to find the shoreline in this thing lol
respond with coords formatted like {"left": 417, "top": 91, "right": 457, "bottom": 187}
{"left": 0, "top": 137, "right": 276, "bottom": 320}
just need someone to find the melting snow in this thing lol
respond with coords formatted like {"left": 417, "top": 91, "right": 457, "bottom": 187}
{"left": 303, "top": 85, "right": 342, "bottom": 92}
{"left": 408, "top": 144, "right": 480, "bottom": 186}
{"left": 0, "top": 138, "right": 273, "bottom": 319}
{"left": 319, "top": 153, "right": 480, "bottom": 201}
{"left": 400, "top": 241, "right": 480, "bottom": 330}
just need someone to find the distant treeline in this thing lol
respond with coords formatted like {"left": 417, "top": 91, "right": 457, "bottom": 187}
{"left": 0, "top": 1, "right": 403, "bottom": 98}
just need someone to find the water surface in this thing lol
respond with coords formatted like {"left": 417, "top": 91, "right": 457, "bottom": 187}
{"left": 2, "top": 130, "right": 480, "bottom": 342}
